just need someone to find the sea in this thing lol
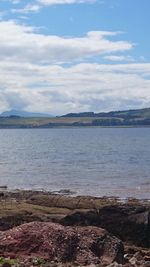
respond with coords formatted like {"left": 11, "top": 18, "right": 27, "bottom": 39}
{"left": 0, "top": 127, "right": 150, "bottom": 199}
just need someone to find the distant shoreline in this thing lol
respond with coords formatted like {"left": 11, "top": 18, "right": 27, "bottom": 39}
{"left": 1, "top": 107, "right": 150, "bottom": 128}
{"left": 0, "top": 115, "right": 150, "bottom": 128}
{"left": 0, "top": 124, "right": 150, "bottom": 129}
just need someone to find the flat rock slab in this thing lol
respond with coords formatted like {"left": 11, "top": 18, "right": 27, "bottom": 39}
{"left": 0, "top": 222, "right": 124, "bottom": 266}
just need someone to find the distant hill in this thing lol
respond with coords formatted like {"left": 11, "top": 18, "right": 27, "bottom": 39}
{"left": 61, "top": 112, "right": 95, "bottom": 117}
{"left": 0, "top": 109, "right": 52, "bottom": 118}
{"left": 62, "top": 108, "right": 150, "bottom": 120}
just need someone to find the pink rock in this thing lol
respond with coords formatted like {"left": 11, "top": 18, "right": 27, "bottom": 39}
{"left": 0, "top": 222, "right": 124, "bottom": 265}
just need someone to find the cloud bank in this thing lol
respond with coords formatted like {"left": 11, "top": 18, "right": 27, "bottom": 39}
{"left": 0, "top": 20, "right": 149, "bottom": 114}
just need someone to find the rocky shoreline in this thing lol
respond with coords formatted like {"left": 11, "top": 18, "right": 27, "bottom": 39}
{"left": 0, "top": 190, "right": 149, "bottom": 267}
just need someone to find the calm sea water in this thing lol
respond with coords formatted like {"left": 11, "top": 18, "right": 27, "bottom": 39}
{"left": 0, "top": 128, "right": 150, "bottom": 199}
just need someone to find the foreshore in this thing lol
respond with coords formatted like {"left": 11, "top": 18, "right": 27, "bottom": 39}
{"left": 0, "top": 189, "right": 149, "bottom": 267}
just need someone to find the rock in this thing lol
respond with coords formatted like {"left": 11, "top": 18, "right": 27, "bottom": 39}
{"left": 107, "top": 263, "right": 123, "bottom": 267}
{"left": 1, "top": 264, "right": 11, "bottom": 267}
{"left": 123, "top": 248, "right": 150, "bottom": 267}
{"left": 144, "top": 256, "right": 150, "bottom": 261}
{"left": 129, "top": 256, "right": 137, "bottom": 265}
{"left": 0, "top": 222, "right": 124, "bottom": 266}
{"left": 61, "top": 205, "right": 150, "bottom": 247}
{"left": 0, "top": 212, "right": 45, "bottom": 231}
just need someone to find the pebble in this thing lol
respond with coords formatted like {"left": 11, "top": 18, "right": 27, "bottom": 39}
{"left": 107, "top": 262, "right": 123, "bottom": 267}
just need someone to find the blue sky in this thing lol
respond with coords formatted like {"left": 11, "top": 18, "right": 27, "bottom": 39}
{"left": 0, "top": 0, "right": 150, "bottom": 115}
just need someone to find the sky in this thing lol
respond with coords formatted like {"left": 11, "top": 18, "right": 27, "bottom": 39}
{"left": 0, "top": 0, "right": 150, "bottom": 115}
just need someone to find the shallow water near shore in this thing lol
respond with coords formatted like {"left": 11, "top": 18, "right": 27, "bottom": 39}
{"left": 0, "top": 127, "right": 150, "bottom": 199}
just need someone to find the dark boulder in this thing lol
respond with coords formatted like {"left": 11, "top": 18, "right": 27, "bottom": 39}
{"left": 61, "top": 205, "right": 150, "bottom": 247}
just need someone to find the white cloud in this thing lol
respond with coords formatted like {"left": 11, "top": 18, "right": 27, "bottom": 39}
{"left": 11, "top": 0, "right": 97, "bottom": 13}
{"left": 0, "top": 21, "right": 133, "bottom": 65}
{"left": 11, "top": 0, "right": 21, "bottom": 3}
{"left": 104, "top": 55, "right": 135, "bottom": 62}
{"left": 1, "top": 0, "right": 20, "bottom": 3}
{"left": 12, "top": 4, "right": 41, "bottom": 13}
{"left": 38, "top": 0, "right": 96, "bottom": 5}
